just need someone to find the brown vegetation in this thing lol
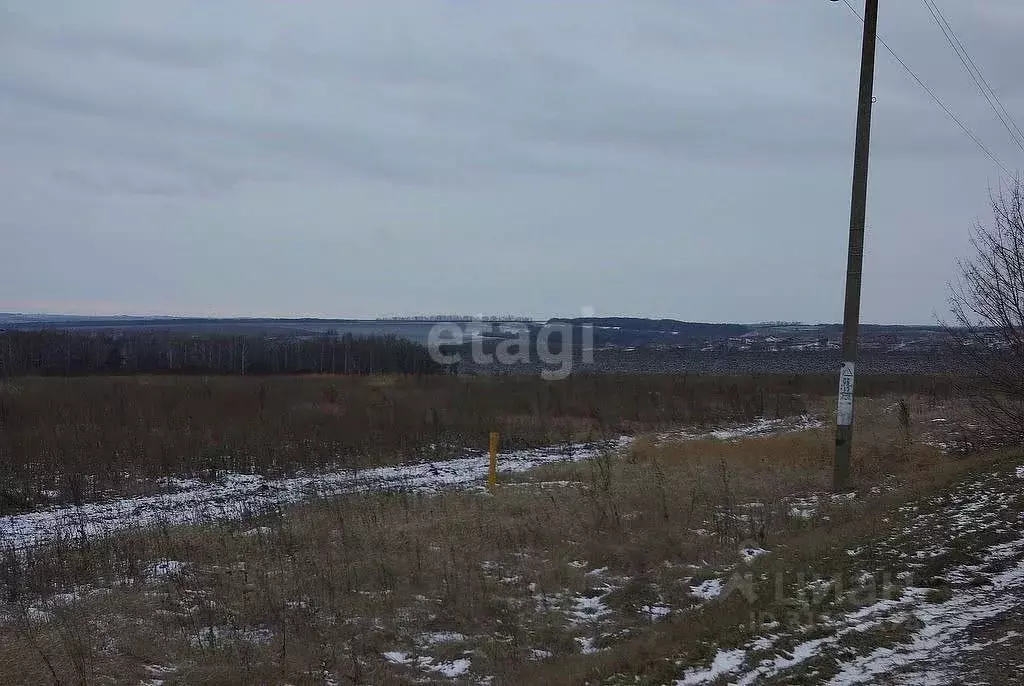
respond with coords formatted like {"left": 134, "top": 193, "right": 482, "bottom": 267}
{"left": 0, "top": 393, "right": 986, "bottom": 685}
{"left": 0, "top": 374, "right": 953, "bottom": 511}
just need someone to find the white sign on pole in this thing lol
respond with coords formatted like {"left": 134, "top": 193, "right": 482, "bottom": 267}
{"left": 837, "top": 362, "right": 855, "bottom": 426}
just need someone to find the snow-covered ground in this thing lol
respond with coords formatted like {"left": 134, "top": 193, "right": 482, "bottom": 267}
{"left": 0, "top": 438, "right": 625, "bottom": 552}
{"left": 659, "top": 414, "right": 822, "bottom": 442}
{"left": 0, "top": 415, "right": 821, "bottom": 553}
{"left": 674, "top": 459, "right": 1024, "bottom": 685}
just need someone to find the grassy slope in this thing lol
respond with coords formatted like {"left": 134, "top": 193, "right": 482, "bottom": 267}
{"left": 0, "top": 394, "right": 1004, "bottom": 685}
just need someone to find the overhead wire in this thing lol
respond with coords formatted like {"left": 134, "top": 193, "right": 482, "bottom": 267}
{"left": 921, "top": 0, "right": 1024, "bottom": 153}
{"left": 837, "top": 0, "right": 1012, "bottom": 176}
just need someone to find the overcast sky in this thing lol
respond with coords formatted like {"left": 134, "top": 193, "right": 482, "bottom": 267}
{"left": 1, "top": 1, "right": 1022, "bottom": 323}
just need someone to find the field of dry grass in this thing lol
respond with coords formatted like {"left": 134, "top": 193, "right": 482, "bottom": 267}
{"left": 0, "top": 374, "right": 952, "bottom": 512}
{"left": 0, "top": 390, "right": 991, "bottom": 685}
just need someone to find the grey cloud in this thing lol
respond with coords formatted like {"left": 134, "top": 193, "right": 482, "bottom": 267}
{"left": 0, "top": 69, "right": 581, "bottom": 192}
{"left": 1, "top": 0, "right": 1022, "bottom": 321}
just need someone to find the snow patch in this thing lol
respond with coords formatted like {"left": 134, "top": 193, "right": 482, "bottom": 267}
{"left": 661, "top": 415, "right": 822, "bottom": 444}
{"left": 740, "top": 547, "right": 769, "bottom": 564}
{"left": 416, "top": 631, "right": 466, "bottom": 646}
{"left": 568, "top": 589, "right": 613, "bottom": 624}
{"left": 690, "top": 579, "right": 723, "bottom": 600}
{"left": 676, "top": 648, "right": 746, "bottom": 685}
{"left": 146, "top": 560, "right": 186, "bottom": 581}
{"left": 641, "top": 604, "right": 672, "bottom": 618}
{"left": 428, "top": 658, "right": 471, "bottom": 678}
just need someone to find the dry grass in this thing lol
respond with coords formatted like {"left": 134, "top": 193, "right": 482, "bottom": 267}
{"left": 0, "top": 373, "right": 954, "bottom": 512}
{"left": 0, "top": 393, "right": 988, "bottom": 684}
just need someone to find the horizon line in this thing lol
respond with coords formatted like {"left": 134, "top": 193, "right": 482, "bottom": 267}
{"left": 0, "top": 311, "right": 945, "bottom": 328}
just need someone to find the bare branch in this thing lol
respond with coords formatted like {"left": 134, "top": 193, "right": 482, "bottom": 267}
{"left": 946, "top": 177, "right": 1024, "bottom": 447}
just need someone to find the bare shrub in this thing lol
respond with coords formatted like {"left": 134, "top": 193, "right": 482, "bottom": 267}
{"left": 947, "top": 178, "right": 1024, "bottom": 447}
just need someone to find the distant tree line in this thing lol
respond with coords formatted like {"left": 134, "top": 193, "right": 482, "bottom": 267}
{"left": 0, "top": 330, "right": 445, "bottom": 376}
{"left": 376, "top": 314, "right": 534, "bottom": 322}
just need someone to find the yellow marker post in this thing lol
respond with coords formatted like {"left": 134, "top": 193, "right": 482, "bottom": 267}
{"left": 488, "top": 431, "right": 499, "bottom": 491}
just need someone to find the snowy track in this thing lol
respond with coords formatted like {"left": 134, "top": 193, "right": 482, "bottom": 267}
{"left": 0, "top": 416, "right": 820, "bottom": 553}
{"left": 0, "top": 439, "right": 626, "bottom": 552}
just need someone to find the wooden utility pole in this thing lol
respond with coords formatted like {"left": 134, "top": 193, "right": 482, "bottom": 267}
{"left": 835, "top": 0, "right": 879, "bottom": 491}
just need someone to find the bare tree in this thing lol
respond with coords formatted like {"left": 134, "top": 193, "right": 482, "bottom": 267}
{"left": 947, "top": 177, "right": 1024, "bottom": 447}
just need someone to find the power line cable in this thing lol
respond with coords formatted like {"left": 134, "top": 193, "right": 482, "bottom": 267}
{"left": 922, "top": 0, "right": 1024, "bottom": 152}
{"left": 928, "top": 0, "right": 1024, "bottom": 146}
{"left": 838, "top": 0, "right": 1011, "bottom": 176}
